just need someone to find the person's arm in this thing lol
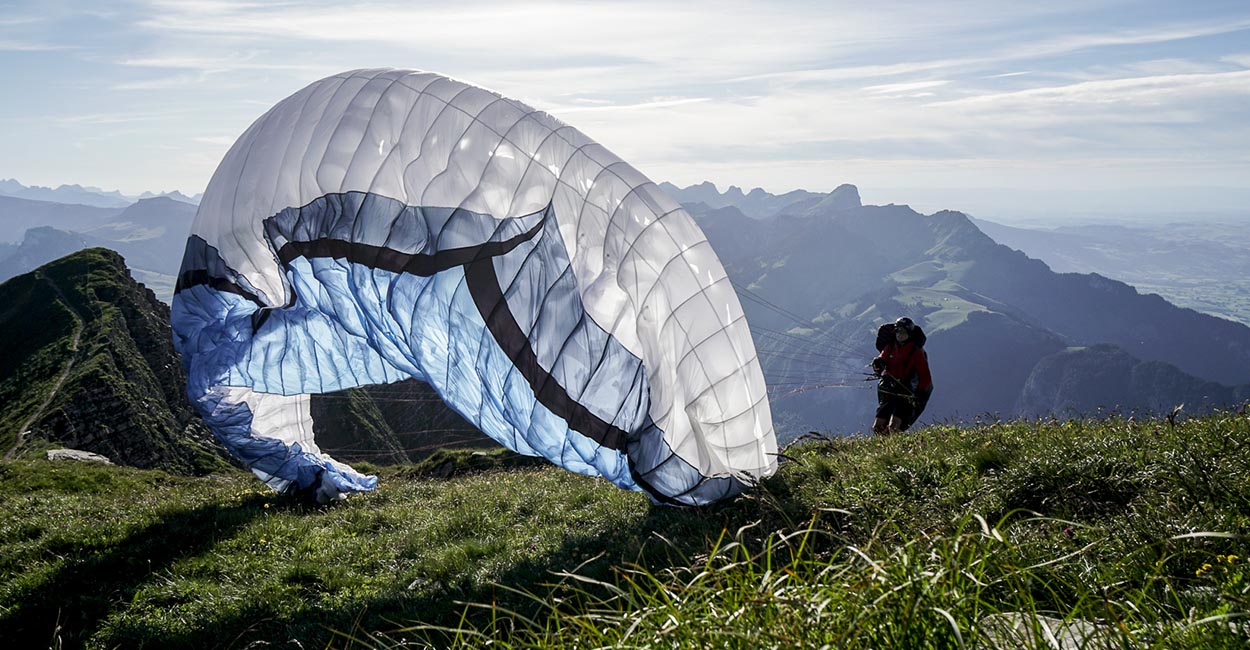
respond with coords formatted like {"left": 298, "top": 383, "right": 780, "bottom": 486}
{"left": 872, "top": 343, "right": 891, "bottom": 375}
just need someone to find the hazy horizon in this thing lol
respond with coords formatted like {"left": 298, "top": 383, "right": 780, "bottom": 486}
{"left": 6, "top": 174, "right": 1250, "bottom": 230}
{"left": 2, "top": 1, "right": 1248, "bottom": 221}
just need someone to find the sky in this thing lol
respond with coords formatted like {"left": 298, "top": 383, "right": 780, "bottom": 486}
{"left": 2, "top": 0, "right": 1249, "bottom": 220}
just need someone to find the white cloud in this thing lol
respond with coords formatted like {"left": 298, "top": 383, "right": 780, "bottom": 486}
{"left": 863, "top": 80, "right": 950, "bottom": 94}
{"left": 118, "top": 53, "right": 334, "bottom": 74}
{"left": 113, "top": 73, "right": 213, "bottom": 90}
{"left": 52, "top": 110, "right": 194, "bottom": 125}
{"left": 931, "top": 69, "right": 1250, "bottom": 111}
{"left": 192, "top": 135, "right": 237, "bottom": 145}
{"left": 726, "top": 59, "right": 972, "bottom": 84}
{"left": 136, "top": 2, "right": 853, "bottom": 70}
{"left": 128, "top": 0, "right": 1092, "bottom": 95}
{"left": 1003, "top": 18, "right": 1250, "bottom": 60}
{"left": 1067, "top": 57, "right": 1233, "bottom": 81}
{"left": 6, "top": 0, "right": 1250, "bottom": 202}
{"left": 0, "top": 16, "right": 40, "bottom": 26}
{"left": 0, "top": 39, "right": 74, "bottom": 51}
{"left": 545, "top": 97, "right": 711, "bottom": 114}
{"left": 723, "top": 18, "right": 1250, "bottom": 95}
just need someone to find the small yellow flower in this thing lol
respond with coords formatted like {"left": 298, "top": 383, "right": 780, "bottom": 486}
{"left": 263, "top": 503, "right": 270, "bottom": 509}
{"left": 1226, "top": 555, "right": 1239, "bottom": 564}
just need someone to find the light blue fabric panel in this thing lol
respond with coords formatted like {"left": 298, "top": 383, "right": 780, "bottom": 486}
{"left": 173, "top": 192, "right": 755, "bottom": 504}
{"left": 175, "top": 256, "right": 636, "bottom": 490}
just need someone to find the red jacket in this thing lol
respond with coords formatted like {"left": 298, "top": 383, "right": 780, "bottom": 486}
{"left": 877, "top": 341, "right": 932, "bottom": 392}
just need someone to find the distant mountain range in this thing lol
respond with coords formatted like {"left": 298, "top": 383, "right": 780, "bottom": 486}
{"left": 0, "top": 179, "right": 204, "bottom": 301}
{"left": 667, "top": 182, "right": 1250, "bottom": 437}
{"left": 658, "top": 180, "right": 861, "bottom": 219}
{"left": 0, "top": 178, "right": 200, "bottom": 208}
{"left": 0, "top": 195, "right": 196, "bottom": 300}
{"left": 3, "top": 180, "right": 1248, "bottom": 469}
{"left": 972, "top": 218, "right": 1250, "bottom": 326}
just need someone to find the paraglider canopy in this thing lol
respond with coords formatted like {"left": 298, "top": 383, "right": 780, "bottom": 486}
{"left": 172, "top": 68, "right": 777, "bottom": 505}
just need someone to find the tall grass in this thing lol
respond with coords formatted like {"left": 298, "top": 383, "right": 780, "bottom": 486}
{"left": 359, "top": 512, "right": 1247, "bottom": 649}
{"left": 357, "top": 412, "right": 1250, "bottom": 649}
{"left": 2, "top": 412, "right": 1247, "bottom": 648}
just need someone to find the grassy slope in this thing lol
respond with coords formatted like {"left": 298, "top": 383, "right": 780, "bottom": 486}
{"left": 0, "top": 269, "right": 79, "bottom": 449}
{"left": 1, "top": 413, "right": 1247, "bottom": 649}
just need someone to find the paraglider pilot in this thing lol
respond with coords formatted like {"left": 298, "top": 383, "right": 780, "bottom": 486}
{"left": 872, "top": 317, "right": 932, "bottom": 435}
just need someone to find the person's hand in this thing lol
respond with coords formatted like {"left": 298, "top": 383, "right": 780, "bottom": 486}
{"left": 871, "top": 357, "right": 885, "bottom": 375}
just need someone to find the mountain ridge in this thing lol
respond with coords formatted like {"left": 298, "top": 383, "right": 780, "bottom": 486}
{"left": 658, "top": 181, "right": 861, "bottom": 219}
{"left": 971, "top": 216, "right": 1250, "bottom": 326}
{"left": 0, "top": 178, "right": 201, "bottom": 208}
{"left": 0, "top": 195, "right": 196, "bottom": 300}
{"left": 682, "top": 197, "right": 1250, "bottom": 437}
{"left": 0, "top": 247, "right": 490, "bottom": 474}
{"left": 4, "top": 181, "right": 1247, "bottom": 461}
{"left": 0, "top": 248, "right": 227, "bottom": 472}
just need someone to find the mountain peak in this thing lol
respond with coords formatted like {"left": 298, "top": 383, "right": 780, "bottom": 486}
{"left": 831, "top": 183, "right": 861, "bottom": 205}
{"left": 137, "top": 190, "right": 198, "bottom": 204}
{"left": 132, "top": 195, "right": 181, "bottom": 207}
{"left": 0, "top": 248, "right": 227, "bottom": 473}
{"left": 663, "top": 181, "right": 855, "bottom": 219}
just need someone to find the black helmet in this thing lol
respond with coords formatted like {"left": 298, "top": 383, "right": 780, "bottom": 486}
{"left": 894, "top": 317, "right": 914, "bottom": 331}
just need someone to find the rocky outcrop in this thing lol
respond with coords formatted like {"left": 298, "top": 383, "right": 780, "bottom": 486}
{"left": 46, "top": 448, "right": 112, "bottom": 464}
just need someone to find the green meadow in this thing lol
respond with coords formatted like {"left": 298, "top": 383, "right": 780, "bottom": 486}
{"left": 3, "top": 413, "right": 1247, "bottom": 649}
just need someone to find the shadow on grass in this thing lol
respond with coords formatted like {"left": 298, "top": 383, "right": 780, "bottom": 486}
{"left": 118, "top": 498, "right": 782, "bottom": 650}
{"left": 0, "top": 500, "right": 265, "bottom": 650}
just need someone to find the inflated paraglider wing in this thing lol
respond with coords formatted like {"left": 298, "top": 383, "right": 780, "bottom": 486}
{"left": 172, "top": 69, "right": 777, "bottom": 506}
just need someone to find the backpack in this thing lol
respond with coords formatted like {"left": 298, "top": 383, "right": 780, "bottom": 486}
{"left": 876, "top": 323, "right": 926, "bottom": 352}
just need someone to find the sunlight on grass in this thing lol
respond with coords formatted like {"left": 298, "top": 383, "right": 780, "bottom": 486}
{"left": 1, "top": 411, "right": 1247, "bottom": 648}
